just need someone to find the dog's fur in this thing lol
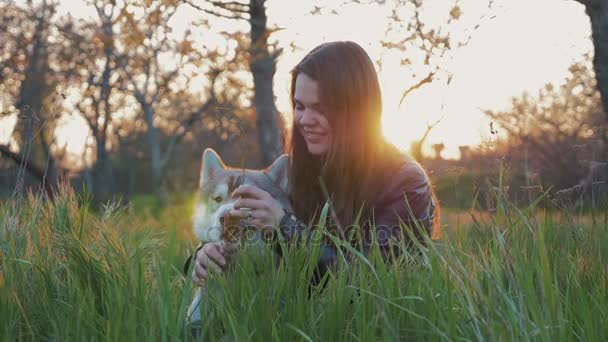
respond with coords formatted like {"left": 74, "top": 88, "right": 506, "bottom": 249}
{"left": 192, "top": 148, "right": 292, "bottom": 243}
{"left": 188, "top": 148, "right": 292, "bottom": 328}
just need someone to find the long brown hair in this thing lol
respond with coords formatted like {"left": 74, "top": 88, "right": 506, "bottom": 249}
{"left": 287, "top": 41, "right": 405, "bottom": 230}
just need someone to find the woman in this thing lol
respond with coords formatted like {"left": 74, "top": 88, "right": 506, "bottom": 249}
{"left": 191, "top": 40, "right": 440, "bottom": 288}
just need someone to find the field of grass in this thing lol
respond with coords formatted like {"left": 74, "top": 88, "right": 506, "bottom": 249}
{"left": 1, "top": 184, "right": 607, "bottom": 341}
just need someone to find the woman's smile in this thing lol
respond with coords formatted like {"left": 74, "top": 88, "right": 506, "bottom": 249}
{"left": 303, "top": 130, "right": 327, "bottom": 143}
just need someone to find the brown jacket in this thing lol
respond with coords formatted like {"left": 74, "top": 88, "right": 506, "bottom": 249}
{"left": 275, "top": 158, "right": 439, "bottom": 285}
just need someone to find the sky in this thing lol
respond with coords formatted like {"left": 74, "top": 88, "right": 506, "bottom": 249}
{"left": 0, "top": 0, "right": 593, "bottom": 160}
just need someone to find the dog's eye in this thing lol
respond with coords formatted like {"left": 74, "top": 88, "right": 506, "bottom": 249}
{"left": 213, "top": 196, "right": 222, "bottom": 203}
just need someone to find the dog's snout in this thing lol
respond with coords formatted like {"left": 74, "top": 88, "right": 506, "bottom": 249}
{"left": 219, "top": 211, "right": 232, "bottom": 227}
{"left": 218, "top": 205, "right": 234, "bottom": 226}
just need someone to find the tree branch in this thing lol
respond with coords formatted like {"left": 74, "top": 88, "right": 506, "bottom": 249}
{"left": 183, "top": 0, "right": 247, "bottom": 20}
{"left": 411, "top": 115, "right": 444, "bottom": 161}
{"left": 209, "top": 0, "right": 249, "bottom": 13}
{"left": 572, "top": 0, "right": 594, "bottom": 6}
{"left": 399, "top": 71, "right": 435, "bottom": 106}
{"left": 160, "top": 97, "right": 217, "bottom": 172}
{"left": 159, "top": 68, "right": 222, "bottom": 175}
{"left": 0, "top": 145, "right": 46, "bottom": 182}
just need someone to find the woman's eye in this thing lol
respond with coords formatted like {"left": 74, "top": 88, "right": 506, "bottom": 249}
{"left": 213, "top": 196, "right": 222, "bottom": 203}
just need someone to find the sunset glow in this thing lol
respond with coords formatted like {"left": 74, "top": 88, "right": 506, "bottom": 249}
{"left": 0, "top": 0, "right": 592, "bottom": 162}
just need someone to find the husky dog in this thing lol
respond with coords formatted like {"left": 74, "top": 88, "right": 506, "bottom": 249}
{"left": 192, "top": 148, "right": 291, "bottom": 243}
{"left": 187, "top": 148, "right": 291, "bottom": 330}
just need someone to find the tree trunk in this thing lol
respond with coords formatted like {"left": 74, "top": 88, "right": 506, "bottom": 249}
{"left": 91, "top": 35, "right": 114, "bottom": 202}
{"left": 249, "top": 0, "right": 283, "bottom": 166}
{"left": 582, "top": 1, "right": 608, "bottom": 118}
{"left": 143, "top": 104, "right": 162, "bottom": 177}
{"left": 13, "top": 13, "right": 59, "bottom": 196}
{"left": 141, "top": 102, "right": 168, "bottom": 202}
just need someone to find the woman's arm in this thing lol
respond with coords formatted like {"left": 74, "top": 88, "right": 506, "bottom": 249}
{"left": 364, "top": 162, "right": 437, "bottom": 260}
{"left": 273, "top": 210, "right": 338, "bottom": 285}
{"left": 274, "top": 161, "right": 437, "bottom": 281}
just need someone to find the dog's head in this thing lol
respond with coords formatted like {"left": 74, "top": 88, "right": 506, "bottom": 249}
{"left": 193, "top": 148, "right": 290, "bottom": 242}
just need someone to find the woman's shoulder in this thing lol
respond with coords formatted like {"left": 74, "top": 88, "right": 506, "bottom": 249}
{"left": 375, "top": 153, "right": 432, "bottom": 204}
{"left": 388, "top": 153, "right": 430, "bottom": 186}
{"left": 373, "top": 152, "right": 437, "bottom": 226}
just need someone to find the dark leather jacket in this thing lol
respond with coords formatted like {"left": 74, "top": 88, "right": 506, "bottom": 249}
{"left": 275, "top": 158, "right": 438, "bottom": 285}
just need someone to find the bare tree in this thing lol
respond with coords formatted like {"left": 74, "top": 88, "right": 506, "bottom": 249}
{"left": 113, "top": 0, "right": 242, "bottom": 199}
{"left": 65, "top": 0, "right": 124, "bottom": 200}
{"left": 0, "top": 0, "right": 258, "bottom": 200}
{"left": 183, "top": 0, "right": 284, "bottom": 166}
{"left": 0, "top": 0, "right": 76, "bottom": 197}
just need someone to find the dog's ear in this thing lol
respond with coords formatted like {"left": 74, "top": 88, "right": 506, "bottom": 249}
{"left": 266, "top": 154, "right": 289, "bottom": 193}
{"left": 200, "top": 148, "right": 225, "bottom": 187}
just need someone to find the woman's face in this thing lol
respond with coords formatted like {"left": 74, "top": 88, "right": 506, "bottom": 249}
{"left": 293, "top": 73, "right": 332, "bottom": 156}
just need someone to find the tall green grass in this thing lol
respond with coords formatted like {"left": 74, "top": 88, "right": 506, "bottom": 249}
{"left": 1, "top": 184, "right": 607, "bottom": 341}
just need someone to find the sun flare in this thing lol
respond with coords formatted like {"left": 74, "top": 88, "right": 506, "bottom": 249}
{"left": 1, "top": 0, "right": 592, "bottom": 166}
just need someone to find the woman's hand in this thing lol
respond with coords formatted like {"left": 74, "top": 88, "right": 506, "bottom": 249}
{"left": 191, "top": 241, "right": 238, "bottom": 286}
{"left": 229, "top": 185, "right": 285, "bottom": 234}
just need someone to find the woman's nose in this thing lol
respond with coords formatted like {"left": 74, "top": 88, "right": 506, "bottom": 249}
{"left": 298, "top": 109, "right": 317, "bottom": 126}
